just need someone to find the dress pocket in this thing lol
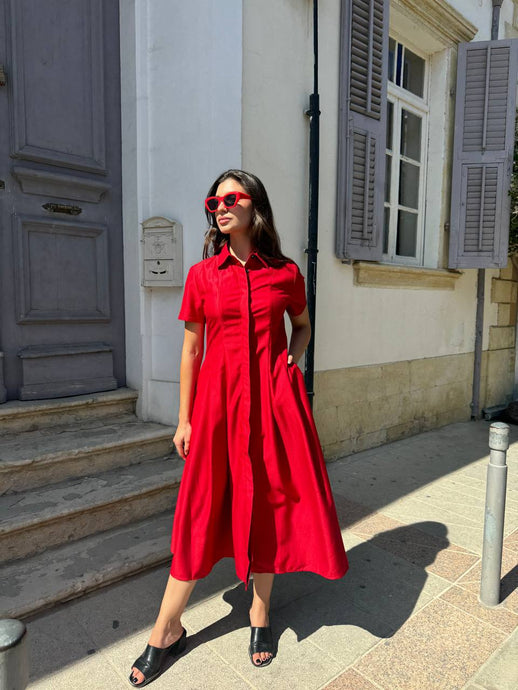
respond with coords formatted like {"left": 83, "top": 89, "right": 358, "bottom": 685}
{"left": 286, "top": 361, "right": 301, "bottom": 379}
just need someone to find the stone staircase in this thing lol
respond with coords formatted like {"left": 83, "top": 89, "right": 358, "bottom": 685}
{"left": 0, "top": 388, "right": 183, "bottom": 619}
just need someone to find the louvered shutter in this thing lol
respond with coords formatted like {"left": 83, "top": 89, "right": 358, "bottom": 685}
{"left": 336, "top": 0, "right": 389, "bottom": 261}
{"left": 449, "top": 39, "right": 518, "bottom": 269}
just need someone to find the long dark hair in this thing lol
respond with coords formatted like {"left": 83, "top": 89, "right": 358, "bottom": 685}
{"left": 202, "top": 169, "right": 292, "bottom": 263}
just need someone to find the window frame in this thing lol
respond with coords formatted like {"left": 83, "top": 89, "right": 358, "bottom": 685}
{"left": 383, "top": 35, "right": 430, "bottom": 267}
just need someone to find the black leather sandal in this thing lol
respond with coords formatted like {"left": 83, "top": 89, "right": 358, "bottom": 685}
{"left": 248, "top": 625, "right": 274, "bottom": 667}
{"left": 128, "top": 627, "right": 187, "bottom": 687}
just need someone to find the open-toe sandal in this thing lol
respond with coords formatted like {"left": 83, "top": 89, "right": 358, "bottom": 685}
{"left": 248, "top": 624, "right": 274, "bottom": 668}
{"left": 129, "top": 627, "right": 187, "bottom": 687}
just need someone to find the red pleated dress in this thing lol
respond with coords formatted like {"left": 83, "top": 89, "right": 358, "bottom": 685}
{"left": 169, "top": 240, "right": 348, "bottom": 590}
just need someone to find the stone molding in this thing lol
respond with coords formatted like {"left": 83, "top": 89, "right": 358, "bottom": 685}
{"left": 392, "top": 0, "right": 477, "bottom": 47}
{"left": 353, "top": 261, "right": 463, "bottom": 290}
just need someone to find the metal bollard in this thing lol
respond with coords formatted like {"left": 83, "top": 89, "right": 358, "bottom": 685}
{"left": 480, "top": 421, "right": 509, "bottom": 607}
{"left": 0, "top": 619, "right": 29, "bottom": 690}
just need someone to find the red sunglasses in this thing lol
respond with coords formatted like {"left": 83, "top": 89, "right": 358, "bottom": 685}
{"left": 205, "top": 191, "right": 252, "bottom": 213}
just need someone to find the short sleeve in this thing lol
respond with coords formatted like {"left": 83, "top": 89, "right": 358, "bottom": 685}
{"left": 286, "top": 263, "right": 307, "bottom": 317}
{"left": 178, "top": 266, "right": 205, "bottom": 323}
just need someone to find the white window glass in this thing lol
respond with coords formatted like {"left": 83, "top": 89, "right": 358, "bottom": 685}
{"left": 400, "top": 109, "right": 421, "bottom": 161}
{"left": 403, "top": 48, "right": 425, "bottom": 98}
{"left": 383, "top": 38, "right": 428, "bottom": 266}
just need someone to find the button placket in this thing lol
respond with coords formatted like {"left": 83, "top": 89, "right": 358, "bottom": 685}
{"left": 241, "top": 263, "right": 253, "bottom": 589}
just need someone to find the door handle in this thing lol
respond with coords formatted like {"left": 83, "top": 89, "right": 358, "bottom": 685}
{"left": 0, "top": 65, "right": 6, "bottom": 87}
{"left": 42, "top": 202, "right": 82, "bottom": 215}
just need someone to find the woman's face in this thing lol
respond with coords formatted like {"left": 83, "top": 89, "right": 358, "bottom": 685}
{"left": 214, "top": 178, "right": 253, "bottom": 237}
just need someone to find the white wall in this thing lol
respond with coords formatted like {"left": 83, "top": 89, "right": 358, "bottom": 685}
{"left": 242, "top": 0, "right": 511, "bottom": 372}
{"left": 449, "top": 0, "right": 514, "bottom": 40}
{"left": 120, "top": 0, "right": 242, "bottom": 423}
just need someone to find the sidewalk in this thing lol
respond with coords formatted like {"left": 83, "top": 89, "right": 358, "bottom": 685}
{"left": 23, "top": 418, "right": 517, "bottom": 690}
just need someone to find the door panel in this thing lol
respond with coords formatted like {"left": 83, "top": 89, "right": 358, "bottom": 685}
{"left": 9, "top": 0, "right": 106, "bottom": 172}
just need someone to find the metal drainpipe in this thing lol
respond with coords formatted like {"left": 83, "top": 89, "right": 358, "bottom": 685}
{"left": 304, "top": 0, "right": 320, "bottom": 411}
{"left": 473, "top": 1, "right": 503, "bottom": 419}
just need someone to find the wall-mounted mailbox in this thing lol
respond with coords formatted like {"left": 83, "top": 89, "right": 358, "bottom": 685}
{"left": 141, "top": 216, "right": 183, "bottom": 287}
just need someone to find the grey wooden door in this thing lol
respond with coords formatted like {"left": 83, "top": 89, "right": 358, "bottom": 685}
{"left": 0, "top": 0, "right": 125, "bottom": 401}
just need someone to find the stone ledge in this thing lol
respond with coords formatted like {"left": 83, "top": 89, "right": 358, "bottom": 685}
{"left": 353, "top": 261, "right": 463, "bottom": 290}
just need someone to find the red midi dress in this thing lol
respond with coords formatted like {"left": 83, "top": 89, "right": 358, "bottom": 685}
{"left": 169, "top": 240, "right": 348, "bottom": 590}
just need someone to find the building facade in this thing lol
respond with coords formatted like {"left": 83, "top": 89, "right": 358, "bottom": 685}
{"left": 120, "top": 0, "right": 518, "bottom": 459}
{"left": 2, "top": 0, "right": 518, "bottom": 461}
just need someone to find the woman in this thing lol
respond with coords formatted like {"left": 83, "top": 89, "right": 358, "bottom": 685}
{"left": 129, "top": 169, "right": 348, "bottom": 686}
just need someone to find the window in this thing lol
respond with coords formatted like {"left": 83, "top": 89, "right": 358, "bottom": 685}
{"left": 383, "top": 38, "right": 428, "bottom": 265}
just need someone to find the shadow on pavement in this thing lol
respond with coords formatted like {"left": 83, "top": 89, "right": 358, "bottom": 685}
{"left": 28, "top": 418, "right": 518, "bottom": 682}
{"left": 177, "top": 521, "right": 449, "bottom": 657}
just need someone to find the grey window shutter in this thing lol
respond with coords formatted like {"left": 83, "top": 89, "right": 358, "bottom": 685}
{"left": 336, "top": 0, "right": 389, "bottom": 261}
{"left": 449, "top": 39, "right": 518, "bottom": 269}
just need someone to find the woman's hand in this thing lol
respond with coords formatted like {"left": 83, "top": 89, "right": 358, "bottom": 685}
{"left": 174, "top": 421, "right": 192, "bottom": 461}
{"left": 287, "top": 305, "right": 311, "bottom": 366}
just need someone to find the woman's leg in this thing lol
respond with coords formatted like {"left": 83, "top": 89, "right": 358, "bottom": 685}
{"left": 130, "top": 574, "right": 197, "bottom": 685}
{"left": 249, "top": 572, "right": 274, "bottom": 665}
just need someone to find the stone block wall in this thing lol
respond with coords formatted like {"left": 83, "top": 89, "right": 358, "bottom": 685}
{"left": 482, "top": 258, "right": 518, "bottom": 408}
{"left": 314, "top": 353, "right": 473, "bottom": 461}
{"left": 314, "top": 259, "right": 518, "bottom": 461}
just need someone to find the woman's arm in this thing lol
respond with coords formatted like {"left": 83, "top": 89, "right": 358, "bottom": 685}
{"left": 174, "top": 321, "right": 204, "bottom": 459}
{"left": 287, "top": 305, "right": 311, "bottom": 365}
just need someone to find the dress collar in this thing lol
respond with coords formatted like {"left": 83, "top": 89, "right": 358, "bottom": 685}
{"left": 216, "top": 241, "right": 269, "bottom": 269}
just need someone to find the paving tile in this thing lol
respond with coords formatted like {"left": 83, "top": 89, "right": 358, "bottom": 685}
{"left": 332, "top": 492, "right": 373, "bottom": 529}
{"left": 105, "top": 622, "right": 252, "bottom": 690}
{"left": 354, "top": 599, "right": 506, "bottom": 690}
{"left": 341, "top": 531, "right": 365, "bottom": 551}
{"left": 439, "top": 585, "right": 518, "bottom": 634}
{"left": 457, "top": 548, "right": 518, "bottom": 613}
{"left": 272, "top": 578, "right": 388, "bottom": 667}
{"left": 439, "top": 474, "right": 487, "bottom": 497}
{"left": 65, "top": 558, "right": 243, "bottom": 641}
{"left": 445, "top": 472, "right": 487, "bottom": 492}
{"left": 443, "top": 473, "right": 518, "bottom": 509}
{"left": 469, "top": 626, "right": 518, "bottom": 690}
{"left": 332, "top": 474, "right": 424, "bottom": 513}
{"left": 180, "top": 588, "right": 344, "bottom": 690}
{"left": 25, "top": 558, "right": 251, "bottom": 689}
{"left": 379, "top": 496, "right": 484, "bottom": 554}
{"left": 25, "top": 605, "right": 108, "bottom": 683}
{"left": 459, "top": 462, "right": 518, "bottom": 494}
{"left": 336, "top": 538, "right": 450, "bottom": 628}
{"left": 323, "top": 668, "right": 379, "bottom": 689}
{"left": 349, "top": 513, "right": 479, "bottom": 582}
{"left": 237, "top": 536, "right": 450, "bottom": 672}
{"left": 503, "top": 528, "right": 518, "bottom": 553}
{"left": 415, "top": 483, "right": 497, "bottom": 512}
{"left": 28, "top": 658, "right": 126, "bottom": 690}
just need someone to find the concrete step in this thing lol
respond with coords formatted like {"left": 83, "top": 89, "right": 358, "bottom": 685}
{"left": 0, "top": 387, "right": 139, "bottom": 436}
{"left": 0, "top": 414, "right": 176, "bottom": 493}
{"left": 0, "top": 456, "right": 184, "bottom": 563}
{"left": 0, "top": 511, "right": 174, "bottom": 620}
